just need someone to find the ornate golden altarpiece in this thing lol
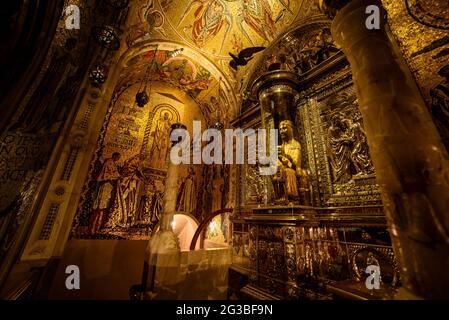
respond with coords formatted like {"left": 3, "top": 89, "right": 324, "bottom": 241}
{"left": 229, "top": 17, "right": 399, "bottom": 300}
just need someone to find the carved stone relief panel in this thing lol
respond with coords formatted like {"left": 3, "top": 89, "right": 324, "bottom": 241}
{"left": 296, "top": 71, "right": 382, "bottom": 207}
{"left": 319, "top": 90, "right": 381, "bottom": 206}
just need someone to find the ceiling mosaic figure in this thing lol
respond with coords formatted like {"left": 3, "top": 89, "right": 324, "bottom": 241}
{"left": 160, "top": 0, "right": 301, "bottom": 57}
{"left": 1, "top": 0, "right": 449, "bottom": 302}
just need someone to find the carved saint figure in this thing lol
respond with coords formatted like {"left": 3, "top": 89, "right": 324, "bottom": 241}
{"left": 430, "top": 65, "right": 449, "bottom": 151}
{"left": 211, "top": 166, "right": 225, "bottom": 212}
{"left": 328, "top": 106, "right": 374, "bottom": 184}
{"left": 328, "top": 113, "right": 353, "bottom": 184}
{"left": 89, "top": 152, "right": 121, "bottom": 234}
{"left": 295, "top": 29, "right": 338, "bottom": 74}
{"left": 343, "top": 116, "right": 374, "bottom": 176}
{"left": 176, "top": 167, "right": 196, "bottom": 213}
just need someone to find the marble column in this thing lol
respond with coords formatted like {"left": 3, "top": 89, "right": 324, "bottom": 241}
{"left": 142, "top": 123, "right": 185, "bottom": 299}
{"left": 320, "top": 0, "right": 449, "bottom": 299}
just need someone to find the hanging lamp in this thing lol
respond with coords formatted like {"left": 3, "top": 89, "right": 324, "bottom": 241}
{"left": 135, "top": 45, "right": 158, "bottom": 108}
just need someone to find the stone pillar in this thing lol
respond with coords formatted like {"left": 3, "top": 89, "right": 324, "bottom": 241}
{"left": 142, "top": 123, "right": 185, "bottom": 299}
{"left": 320, "top": 0, "right": 449, "bottom": 299}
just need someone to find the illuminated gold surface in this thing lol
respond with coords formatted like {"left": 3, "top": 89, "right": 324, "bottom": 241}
{"left": 383, "top": 0, "right": 449, "bottom": 103}
{"left": 158, "top": 0, "right": 302, "bottom": 58}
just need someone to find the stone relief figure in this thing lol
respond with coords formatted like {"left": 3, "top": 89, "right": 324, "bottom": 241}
{"left": 344, "top": 114, "right": 375, "bottom": 177}
{"left": 176, "top": 167, "right": 196, "bottom": 213}
{"left": 430, "top": 65, "right": 449, "bottom": 152}
{"left": 328, "top": 113, "right": 353, "bottom": 184}
{"left": 327, "top": 95, "right": 374, "bottom": 184}
{"left": 89, "top": 152, "right": 121, "bottom": 234}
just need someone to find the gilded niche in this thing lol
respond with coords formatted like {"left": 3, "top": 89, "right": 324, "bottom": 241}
{"left": 272, "top": 120, "right": 311, "bottom": 204}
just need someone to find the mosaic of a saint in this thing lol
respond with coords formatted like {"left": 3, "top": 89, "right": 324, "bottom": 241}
{"left": 107, "top": 155, "right": 146, "bottom": 228}
{"left": 240, "top": 0, "right": 277, "bottom": 43}
{"left": 150, "top": 112, "right": 172, "bottom": 168}
{"left": 179, "top": 0, "right": 232, "bottom": 51}
{"left": 89, "top": 152, "right": 121, "bottom": 234}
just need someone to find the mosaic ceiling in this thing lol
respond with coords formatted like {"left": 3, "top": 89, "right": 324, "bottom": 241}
{"left": 58, "top": 0, "right": 448, "bottom": 121}
{"left": 157, "top": 0, "right": 302, "bottom": 58}
{"left": 382, "top": 0, "right": 449, "bottom": 104}
{"left": 124, "top": 0, "right": 309, "bottom": 120}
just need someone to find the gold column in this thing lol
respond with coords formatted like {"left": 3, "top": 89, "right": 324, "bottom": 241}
{"left": 320, "top": 0, "right": 449, "bottom": 299}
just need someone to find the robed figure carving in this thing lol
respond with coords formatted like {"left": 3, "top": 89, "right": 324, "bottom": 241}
{"left": 328, "top": 108, "right": 374, "bottom": 184}
{"left": 328, "top": 113, "right": 353, "bottom": 184}
{"left": 176, "top": 167, "right": 196, "bottom": 213}
{"left": 344, "top": 114, "right": 374, "bottom": 176}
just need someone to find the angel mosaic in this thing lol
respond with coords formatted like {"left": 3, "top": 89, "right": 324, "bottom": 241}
{"left": 178, "top": 0, "right": 233, "bottom": 52}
